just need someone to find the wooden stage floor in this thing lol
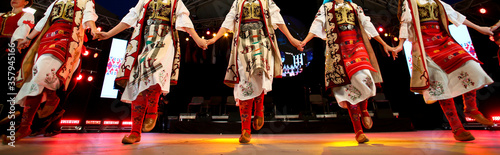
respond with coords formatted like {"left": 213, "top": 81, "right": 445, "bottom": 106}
{"left": 1, "top": 130, "right": 499, "bottom": 155}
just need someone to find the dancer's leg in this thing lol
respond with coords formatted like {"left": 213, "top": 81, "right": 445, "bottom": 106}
{"left": 439, "top": 99, "right": 474, "bottom": 141}
{"left": 462, "top": 90, "right": 493, "bottom": 126}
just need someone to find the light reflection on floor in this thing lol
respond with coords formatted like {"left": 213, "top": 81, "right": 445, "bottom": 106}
{"left": 1, "top": 130, "right": 499, "bottom": 155}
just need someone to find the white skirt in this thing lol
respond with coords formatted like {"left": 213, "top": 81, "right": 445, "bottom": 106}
{"left": 121, "top": 26, "right": 175, "bottom": 103}
{"left": 15, "top": 54, "right": 65, "bottom": 107}
{"left": 422, "top": 59, "right": 493, "bottom": 103}
{"left": 332, "top": 69, "right": 376, "bottom": 109}
{"left": 234, "top": 57, "right": 274, "bottom": 103}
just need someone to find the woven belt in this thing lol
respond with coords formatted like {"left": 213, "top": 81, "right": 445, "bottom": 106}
{"left": 147, "top": 19, "right": 170, "bottom": 26}
{"left": 339, "top": 24, "right": 355, "bottom": 31}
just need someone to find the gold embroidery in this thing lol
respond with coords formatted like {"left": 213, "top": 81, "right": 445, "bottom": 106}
{"left": 335, "top": 3, "right": 355, "bottom": 25}
{"left": 242, "top": 0, "right": 262, "bottom": 21}
{"left": 51, "top": 0, "right": 75, "bottom": 22}
{"left": 417, "top": 0, "right": 439, "bottom": 22}
{"left": 146, "top": 0, "right": 171, "bottom": 22}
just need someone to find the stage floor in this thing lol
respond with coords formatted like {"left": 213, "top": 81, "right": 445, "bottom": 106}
{"left": 1, "top": 130, "right": 499, "bottom": 154}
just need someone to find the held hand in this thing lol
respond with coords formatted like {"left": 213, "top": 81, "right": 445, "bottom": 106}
{"left": 382, "top": 44, "right": 392, "bottom": 58}
{"left": 207, "top": 38, "right": 216, "bottom": 46}
{"left": 391, "top": 45, "right": 404, "bottom": 60}
{"left": 95, "top": 32, "right": 111, "bottom": 41}
{"left": 91, "top": 29, "right": 99, "bottom": 40}
{"left": 477, "top": 26, "right": 494, "bottom": 36}
{"left": 194, "top": 38, "right": 208, "bottom": 50}
{"left": 290, "top": 38, "right": 303, "bottom": 52}
{"left": 18, "top": 39, "right": 31, "bottom": 50}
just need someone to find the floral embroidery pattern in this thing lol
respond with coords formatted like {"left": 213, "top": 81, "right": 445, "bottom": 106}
{"left": 240, "top": 81, "right": 254, "bottom": 97}
{"left": 458, "top": 71, "right": 475, "bottom": 89}
{"left": 363, "top": 77, "right": 373, "bottom": 89}
{"left": 429, "top": 81, "right": 444, "bottom": 96}
{"left": 346, "top": 85, "right": 361, "bottom": 101}
{"left": 44, "top": 68, "right": 58, "bottom": 84}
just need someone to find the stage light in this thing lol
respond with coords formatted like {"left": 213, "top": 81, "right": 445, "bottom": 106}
{"left": 122, "top": 121, "right": 132, "bottom": 126}
{"left": 492, "top": 116, "right": 500, "bottom": 122}
{"left": 206, "top": 31, "right": 210, "bottom": 35}
{"left": 76, "top": 74, "right": 83, "bottom": 80}
{"left": 384, "top": 33, "right": 388, "bottom": 37}
{"left": 103, "top": 121, "right": 120, "bottom": 125}
{"left": 87, "top": 76, "right": 93, "bottom": 82}
{"left": 479, "top": 8, "right": 486, "bottom": 14}
{"left": 213, "top": 33, "right": 217, "bottom": 37}
{"left": 202, "top": 36, "right": 205, "bottom": 39}
{"left": 186, "top": 37, "right": 189, "bottom": 41}
{"left": 224, "top": 33, "right": 228, "bottom": 37}
{"left": 490, "top": 36, "right": 495, "bottom": 42}
{"left": 85, "top": 120, "right": 101, "bottom": 125}
{"left": 465, "top": 117, "right": 476, "bottom": 122}
{"left": 83, "top": 50, "right": 89, "bottom": 56}
{"left": 93, "top": 53, "right": 98, "bottom": 58}
{"left": 378, "top": 27, "right": 384, "bottom": 32}
{"left": 97, "top": 27, "right": 102, "bottom": 32}
{"left": 60, "top": 120, "right": 80, "bottom": 125}
{"left": 393, "top": 37, "right": 399, "bottom": 42}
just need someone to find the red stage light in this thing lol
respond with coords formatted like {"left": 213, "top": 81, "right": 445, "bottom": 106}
{"left": 479, "top": 8, "right": 486, "bottom": 14}
{"left": 492, "top": 116, "right": 500, "bottom": 122}
{"left": 85, "top": 120, "right": 101, "bottom": 125}
{"left": 103, "top": 121, "right": 120, "bottom": 125}
{"left": 87, "top": 76, "right": 93, "bottom": 82}
{"left": 490, "top": 36, "right": 495, "bottom": 42}
{"left": 465, "top": 117, "right": 476, "bottom": 122}
{"left": 97, "top": 27, "right": 102, "bottom": 32}
{"left": 122, "top": 121, "right": 133, "bottom": 126}
{"left": 76, "top": 74, "right": 83, "bottom": 80}
{"left": 83, "top": 50, "right": 89, "bottom": 56}
{"left": 378, "top": 27, "right": 384, "bottom": 32}
{"left": 60, "top": 120, "right": 80, "bottom": 125}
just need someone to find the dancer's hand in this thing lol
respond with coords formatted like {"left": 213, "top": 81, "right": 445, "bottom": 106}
{"left": 382, "top": 44, "right": 393, "bottom": 58}
{"left": 391, "top": 45, "right": 404, "bottom": 60}
{"left": 18, "top": 38, "right": 31, "bottom": 50}
{"left": 207, "top": 38, "right": 216, "bottom": 46}
{"left": 95, "top": 32, "right": 112, "bottom": 41}
{"left": 194, "top": 38, "right": 208, "bottom": 50}
{"left": 477, "top": 26, "right": 493, "bottom": 36}
{"left": 290, "top": 38, "right": 303, "bottom": 51}
{"left": 90, "top": 29, "right": 99, "bottom": 40}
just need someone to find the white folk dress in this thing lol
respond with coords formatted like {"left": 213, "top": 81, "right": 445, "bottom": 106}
{"left": 120, "top": 0, "right": 193, "bottom": 103}
{"left": 399, "top": 0, "right": 493, "bottom": 103}
{"left": 221, "top": 0, "right": 285, "bottom": 102}
{"left": 15, "top": 0, "right": 97, "bottom": 107}
{"left": 309, "top": 2, "right": 379, "bottom": 108}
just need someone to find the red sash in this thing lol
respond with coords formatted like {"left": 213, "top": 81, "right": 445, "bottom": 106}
{"left": 421, "top": 21, "right": 478, "bottom": 73}
{"left": 339, "top": 29, "right": 375, "bottom": 78}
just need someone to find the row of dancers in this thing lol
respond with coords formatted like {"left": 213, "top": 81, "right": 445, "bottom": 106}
{"left": 1, "top": 0, "right": 498, "bottom": 145}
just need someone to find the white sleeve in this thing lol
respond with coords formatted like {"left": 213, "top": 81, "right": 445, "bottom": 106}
{"left": 399, "top": 0, "right": 412, "bottom": 39}
{"left": 269, "top": 0, "right": 285, "bottom": 30}
{"left": 309, "top": 5, "right": 326, "bottom": 40}
{"left": 175, "top": 0, "right": 194, "bottom": 32}
{"left": 82, "top": 0, "right": 98, "bottom": 28}
{"left": 221, "top": 0, "right": 238, "bottom": 31}
{"left": 11, "top": 13, "right": 35, "bottom": 43}
{"left": 34, "top": 1, "right": 56, "bottom": 31}
{"left": 121, "top": 0, "right": 145, "bottom": 27}
{"left": 355, "top": 4, "right": 378, "bottom": 38}
{"left": 439, "top": 0, "right": 465, "bottom": 27}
